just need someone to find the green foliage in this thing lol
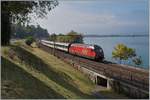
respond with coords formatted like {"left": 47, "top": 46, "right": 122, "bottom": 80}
{"left": 11, "top": 24, "right": 49, "bottom": 39}
{"left": 2, "top": 1, "right": 59, "bottom": 24}
{"left": 1, "top": 1, "right": 58, "bottom": 45}
{"left": 14, "top": 41, "right": 22, "bottom": 46}
{"left": 112, "top": 44, "right": 136, "bottom": 63}
{"left": 132, "top": 56, "right": 142, "bottom": 66}
{"left": 49, "top": 30, "right": 83, "bottom": 43}
{"left": 25, "top": 36, "right": 35, "bottom": 46}
{"left": 3, "top": 47, "right": 10, "bottom": 56}
{"left": 66, "top": 30, "right": 83, "bottom": 43}
{"left": 112, "top": 44, "right": 143, "bottom": 66}
{"left": 49, "top": 33, "right": 57, "bottom": 41}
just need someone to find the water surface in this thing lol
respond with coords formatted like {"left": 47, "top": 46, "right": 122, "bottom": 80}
{"left": 84, "top": 37, "right": 149, "bottom": 69}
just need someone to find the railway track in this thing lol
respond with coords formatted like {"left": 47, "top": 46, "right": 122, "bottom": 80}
{"left": 38, "top": 43, "right": 149, "bottom": 91}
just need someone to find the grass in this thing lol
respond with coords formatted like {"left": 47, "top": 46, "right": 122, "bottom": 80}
{"left": 1, "top": 41, "right": 129, "bottom": 99}
{"left": 1, "top": 56, "right": 64, "bottom": 99}
{"left": 1, "top": 43, "right": 95, "bottom": 99}
{"left": 99, "top": 89, "right": 129, "bottom": 99}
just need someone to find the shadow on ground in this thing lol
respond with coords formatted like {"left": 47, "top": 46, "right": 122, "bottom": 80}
{"left": 1, "top": 56, "right": 65, "bottom": 99}
{"left": 2, "top": 45, "right": 95, "bottom": 98}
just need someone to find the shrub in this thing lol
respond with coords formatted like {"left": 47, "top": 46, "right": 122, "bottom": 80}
{"left": 25, "top": 36, "right": 35, "bottom": 46}
{"left": 14, "top": 41, "right": 22, "bottom": 46}
{"left": 3, "top": 47, "right": 9, "bottom": 56}
{"left": 112, "top": 44, "right": 136, "bottom": 64}
{"left": 132, "top": 56, "right": 142, "bottom": 66}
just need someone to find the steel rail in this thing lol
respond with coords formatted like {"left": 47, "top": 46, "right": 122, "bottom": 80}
{"left": 37, "top": 43, "right": 149, "bottom": 91}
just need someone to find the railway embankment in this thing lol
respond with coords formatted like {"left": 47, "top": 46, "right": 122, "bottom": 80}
{"left": 1, "top": 45, "right": 94, "bottom": 98}
{"left": 1, "top": 42, "right": 129, "bottom": 99}
{"left": 38, "top": 42, "right": 149, "bottom": 99}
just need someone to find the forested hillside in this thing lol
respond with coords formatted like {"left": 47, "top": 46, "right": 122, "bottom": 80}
{"left": 11, "top": 24, "right": 49, "bottom": 39}
{"left": 49, "top": 30, "right": 84, "bottom": 43}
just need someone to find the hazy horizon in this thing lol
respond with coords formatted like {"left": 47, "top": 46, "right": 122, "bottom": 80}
{"left": 30, "top": 0, "right": 148, "bottom": 35}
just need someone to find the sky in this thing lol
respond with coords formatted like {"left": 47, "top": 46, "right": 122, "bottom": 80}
{"left": 31, "top": 0, "right": 149, "bottom": 35}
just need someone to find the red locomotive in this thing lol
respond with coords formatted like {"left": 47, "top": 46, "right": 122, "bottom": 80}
{"left": 41, "top": 40, "right": 104, "bottom": 61}
{"left": 69, "top": 43, "right": 104, "bottom": 61}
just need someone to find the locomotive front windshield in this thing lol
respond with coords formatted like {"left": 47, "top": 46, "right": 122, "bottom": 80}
{"left": 94, "top": 45, "right": 103, "bottom": 53}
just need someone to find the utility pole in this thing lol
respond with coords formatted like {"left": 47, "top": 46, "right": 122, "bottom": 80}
{"left": 53, "top": 33, "right": 56, "bottom": 56}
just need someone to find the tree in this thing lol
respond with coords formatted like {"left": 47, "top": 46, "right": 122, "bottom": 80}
{"left": 49, "top": 30, "right": 84, "bottom": 43}
{"left": 25, "top": 36, "right": 35, "bottom": 46}
{"left": 1, "top": 1, "right": 58, "bottom": 45}
{"left": 112, "top": 44, "right": 136, "bottom": 64}
{"left": 49, "top": 33, "right": 57, "bottom": 41}
{"left": 67, "top": 30, "right": 83, "bottom": 43}
{"left": 11, "top": 24, "right": 49, "bottom": 39}
{"left": 132, "top": 56, "right": 142, "bottom": 66}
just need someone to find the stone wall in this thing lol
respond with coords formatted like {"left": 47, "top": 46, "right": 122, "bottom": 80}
{"left": 71, "top": 62, "right": 149, "bottom": 99}
{"left": 109, "top": 79, "right": 149, "bottom": 99}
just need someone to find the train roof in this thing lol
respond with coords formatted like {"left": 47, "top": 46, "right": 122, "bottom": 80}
{"left": 41, "top": 40, "right": 70, "bottom": 46}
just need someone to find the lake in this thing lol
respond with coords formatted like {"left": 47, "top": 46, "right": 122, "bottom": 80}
{"left": 84, "top": 37, "right": 149, "bottom": 69}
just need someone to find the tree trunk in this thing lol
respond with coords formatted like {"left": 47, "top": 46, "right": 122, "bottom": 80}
{"left": 1, "top": 10, "right": 11, "bottom": 45}
{"left": 119, "top": 58, "right": 122, "bottom": 64}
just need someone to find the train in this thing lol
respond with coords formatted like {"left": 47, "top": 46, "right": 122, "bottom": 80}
{"left": 40, "top": 40, "right": 104, "bottom": 61}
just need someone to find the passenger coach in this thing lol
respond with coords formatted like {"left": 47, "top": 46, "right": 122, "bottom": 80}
{"left": 41, "top": 40, "right": 104, "bottom": 61}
